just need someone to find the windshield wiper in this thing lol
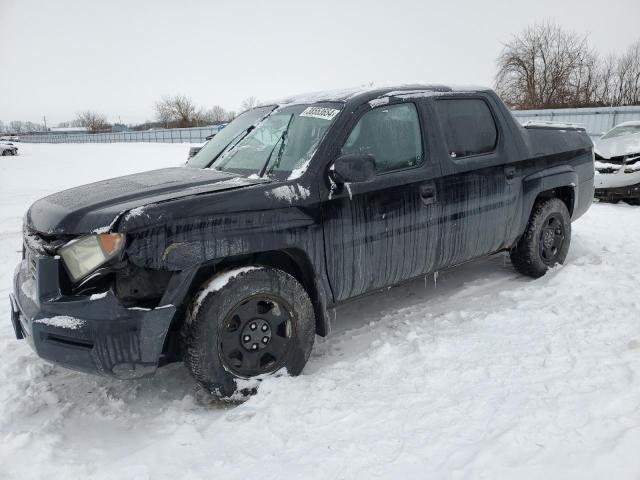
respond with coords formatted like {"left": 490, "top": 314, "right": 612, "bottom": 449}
{"left": 258, "top": 116, "right": 294, "bottom": 177}
{"left": 259, "top": 132, "right": 286, "bottom": 177}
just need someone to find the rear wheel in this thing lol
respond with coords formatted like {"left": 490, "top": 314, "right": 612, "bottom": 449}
{"left": 510, "top": 198, "right": 571, "bottom": 278}
{"left": 183, "top": 267, "right": 315, "bottom": 400}
{"left": 1, "top": 150, "right": 8, "bottom": 156}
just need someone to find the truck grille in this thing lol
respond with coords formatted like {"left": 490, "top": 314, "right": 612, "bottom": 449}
{"left": 22, "top": 227, "right": 72, "bottom": 278}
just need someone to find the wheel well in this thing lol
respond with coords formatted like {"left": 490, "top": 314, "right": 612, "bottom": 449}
{"left": 186, "top": 249, "right": 328, "bottom": 337}
{"left": 535, "top": 186, "right": 575, "bottom": 216}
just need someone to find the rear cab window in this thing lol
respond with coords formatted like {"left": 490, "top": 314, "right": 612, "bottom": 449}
{"left": 435, "top": 98, "right": 498, "bottom": 159}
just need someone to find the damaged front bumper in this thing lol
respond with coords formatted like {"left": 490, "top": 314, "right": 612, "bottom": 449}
{"left": 594, "top": 162, "right": 640, "bottom": 201}
{"left": 595, "top": 181, "right": 640, "bottom": 201}
{"left": 9, "top": 256, "right": 177, "bottom": 379}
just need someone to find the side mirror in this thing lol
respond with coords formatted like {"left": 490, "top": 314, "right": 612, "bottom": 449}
{"left": 332, "top": 153, "right": 376, "bottom": 184}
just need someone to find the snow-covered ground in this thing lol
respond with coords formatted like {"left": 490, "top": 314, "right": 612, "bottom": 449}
{"left": 1, "top": 143, "right": 640, "bottom": 479}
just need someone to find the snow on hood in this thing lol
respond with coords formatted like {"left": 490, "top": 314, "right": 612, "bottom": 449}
{"left": 595, "top": 132, "right": 640, "bottom": 159}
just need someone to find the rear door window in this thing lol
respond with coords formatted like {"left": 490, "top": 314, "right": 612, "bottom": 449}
{"left": 435, "top": 98, "right": 498, "bottom": 158}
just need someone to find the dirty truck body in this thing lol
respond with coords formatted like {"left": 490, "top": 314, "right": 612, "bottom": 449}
{"left": 10, "top": 85, "right": 594, "bottom": 393}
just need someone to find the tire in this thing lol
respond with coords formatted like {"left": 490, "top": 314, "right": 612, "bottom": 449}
{"left": 510, "top": 198, "right": 571, "bottom": 278}
{"left": 183, "top": 266, "right": 315, "bottom": 400}
{"left": 1, "top": 150, "right": 8, "bottom": 156}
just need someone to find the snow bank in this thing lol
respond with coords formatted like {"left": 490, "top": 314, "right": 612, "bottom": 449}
{"left": 1, "top": 143, "right": 640, "bottom": 479}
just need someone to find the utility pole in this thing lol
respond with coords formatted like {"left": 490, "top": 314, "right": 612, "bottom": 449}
{"left": 43, "top": 115, "right": 47, "bottom": 131}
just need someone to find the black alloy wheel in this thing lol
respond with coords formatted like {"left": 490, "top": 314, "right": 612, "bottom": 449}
{"left": 219, "top": 294, "right": 294, "bottom": 377}
{"left": 539, "top": 213, "right": 565, "bottom": 265}
{"left": 183, "top": 267, "right": 315, "bottom": 400}
{"left": 510, "top": 198, "right": 572, "bottom": 278}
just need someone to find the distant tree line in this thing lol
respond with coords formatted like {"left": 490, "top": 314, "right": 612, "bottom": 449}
{"left": 0, "top": 120, "right": 46, "bottom": 134}
{"left": 496, "top": 22, "right": 640, "bottom": 109}
{"left": 1, "top": 96, "right": 256, "bottom": 135}
{"left": 153, "top": 94, "right": 247, "bottom": 128}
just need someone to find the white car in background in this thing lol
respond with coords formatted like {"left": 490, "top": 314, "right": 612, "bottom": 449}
{"left": 0, "top": 141, "right": 18, "bottom": 156}
{"left": 594, "top": 121, "right": 640, "bottom": 202}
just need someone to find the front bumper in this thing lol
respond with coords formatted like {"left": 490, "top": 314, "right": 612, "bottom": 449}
{"left": 10, "top": 256, "right": 177, "bottom": 379}
{"left": 595, "top": 181, "right": 640, "bottom": 201}
{"left": 594, "top": 168, "right": 640, "bottom": 189}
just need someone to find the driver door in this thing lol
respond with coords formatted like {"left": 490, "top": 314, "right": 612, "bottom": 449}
{"left": 321, "top": 101, "right": 442, "bottom": 301}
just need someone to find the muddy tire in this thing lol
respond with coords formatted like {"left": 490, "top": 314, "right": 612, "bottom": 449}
{"left": 510, "top": 198, "right": 571, "bottom": 278}
{"left": 183, "top": 267, "right": 315, "bottom": 400}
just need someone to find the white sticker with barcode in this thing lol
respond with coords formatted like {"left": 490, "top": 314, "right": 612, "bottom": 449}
{"left": 300, "top": 106, "right": 340, "bottom": 121}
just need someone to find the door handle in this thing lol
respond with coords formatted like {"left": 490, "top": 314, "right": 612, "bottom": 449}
{"left": 419, "top": 183, "right": 437, "bottom": 205}
{"left": 505, "top": 166, "right": 516, "bottom": 180}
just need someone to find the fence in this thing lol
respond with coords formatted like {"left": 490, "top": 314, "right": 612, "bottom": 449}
{"left": 19, "top": 125, "right": 222, "bottom": 144}
{"left": 16, "top": 106, "right": 640, "bottom": 144}
{"left": 511, "top": 106, "right": 640, "bottom": 140}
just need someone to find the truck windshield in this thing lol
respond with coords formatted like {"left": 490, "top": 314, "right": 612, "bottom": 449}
{"left": 212, "top": 103, "right": 341, "bottom": 179}
{"left": 187, "top": 106, "right": 275, "bottom": 168}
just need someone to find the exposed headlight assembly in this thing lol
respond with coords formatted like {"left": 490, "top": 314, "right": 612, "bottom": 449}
{"left": 59, "top": 233, "right": 124, "bottom": 282}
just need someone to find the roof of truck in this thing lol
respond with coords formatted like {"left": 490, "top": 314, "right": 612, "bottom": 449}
{"left": 261, "top": 83, "right": 492, "bottom": 108}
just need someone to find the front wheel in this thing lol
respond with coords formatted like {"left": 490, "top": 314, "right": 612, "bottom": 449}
{"left": 183, "top": 266, "right": 315, "bottom": 400}
{"left": 510, "top": 198, "right": 571, "bottom": 278}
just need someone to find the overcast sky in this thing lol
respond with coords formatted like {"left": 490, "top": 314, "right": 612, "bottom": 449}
{"left": 1, "top": 0, "right": 639, "bottom": 126}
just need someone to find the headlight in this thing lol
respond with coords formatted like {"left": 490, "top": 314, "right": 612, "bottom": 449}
{"left": 59, "top": 233, "right": 124, "bottom": 282}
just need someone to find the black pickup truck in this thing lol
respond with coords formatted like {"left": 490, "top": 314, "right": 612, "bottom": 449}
{"left": 9, "top": 85, "right": 594, "bottom": 398}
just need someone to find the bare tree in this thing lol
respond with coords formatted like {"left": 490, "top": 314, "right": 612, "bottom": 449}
{"left": 615, "top": 40, "right": 640, "bottom": 105}
{"left": 155, "top": 95, "right": 202, "bottom": 128}
{"left": 240, "top": 96, "right": 259, "bottom": 111}
{"left": 23, "top": 121, "right": 44, "bottom": 133}
{"left": 75, "top": 110, "right": 109, "bottom": 132}
{"left": 202, "top": 105, "right": 229, "bottom": 124}
{"left": 495, "top": 22, "right": 597, "bottom": 109}
{"left": 595, "top": 53, "right": 618, "bottom": 106}
{"left": 9, "top": 120, "right": 25, "bottom": 133}
{"left": 496, "top": 24, "right": 640, "bottom": 108}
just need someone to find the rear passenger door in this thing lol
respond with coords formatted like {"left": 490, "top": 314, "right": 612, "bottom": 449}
{"left": 321, "top": 101, "right": 443, "bottom": 301}
{"left": 430, "top": 96, "right": 513, "bottom": 268}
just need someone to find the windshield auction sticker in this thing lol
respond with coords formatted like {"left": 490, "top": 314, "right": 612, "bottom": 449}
{"left": 300, "top": 107, "right": 340, "bottom": 121}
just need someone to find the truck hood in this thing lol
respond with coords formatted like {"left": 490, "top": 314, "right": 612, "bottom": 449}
{"left": 26, "top": 167, "right": 267, "bottom": 235}
{"left": 595, "top": 133, "right": 640, "bottom": 159}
